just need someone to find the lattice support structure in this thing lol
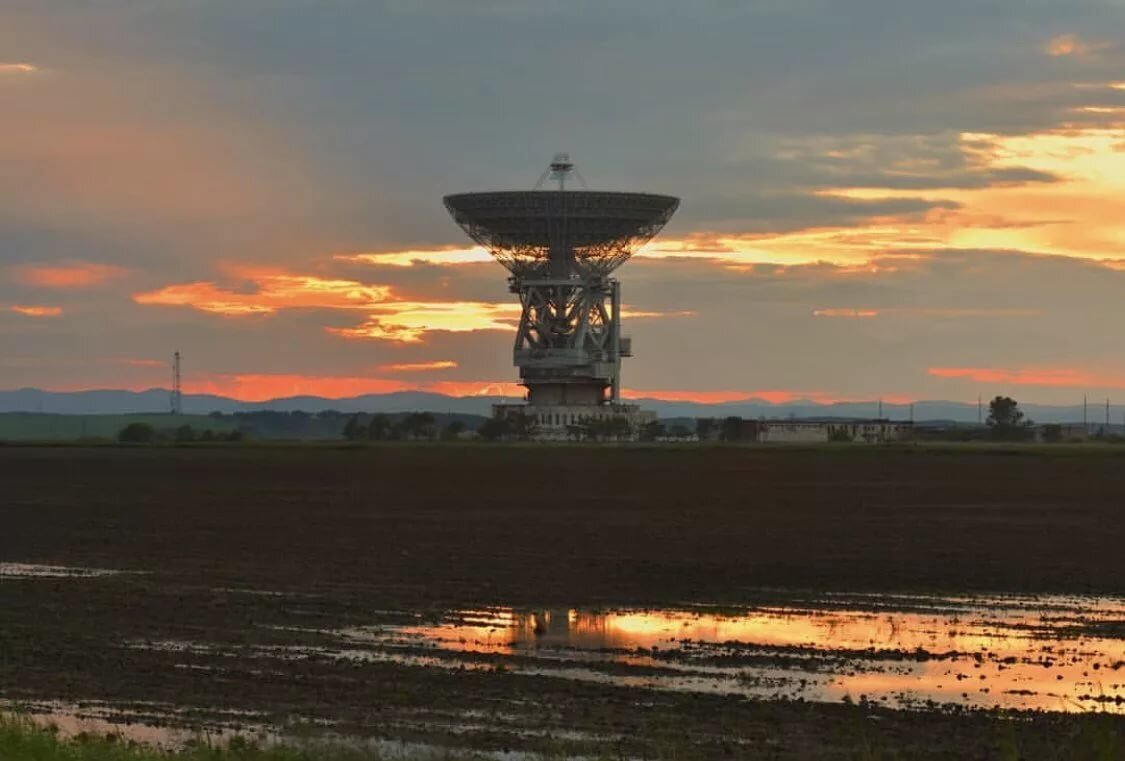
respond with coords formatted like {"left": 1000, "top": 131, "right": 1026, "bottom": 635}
{"left": 510, "top": 275, "right": 626, "bottom": 406}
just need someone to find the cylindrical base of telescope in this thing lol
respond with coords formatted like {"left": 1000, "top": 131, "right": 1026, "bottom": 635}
{"left": 526, "top": 382, "right": 607, "bottom": 407}
{"left": 493, "top": 402, "right": 656, "bottom": 441}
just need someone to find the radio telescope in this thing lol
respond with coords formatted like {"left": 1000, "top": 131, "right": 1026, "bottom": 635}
{"left": 444, "top": 154, "right": 679, "bottom": 437}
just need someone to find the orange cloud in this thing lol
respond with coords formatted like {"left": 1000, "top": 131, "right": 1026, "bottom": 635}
{"left": 134, "top": 270, "right": 393, "bottom": 315}
{"left": 327, "top": 302, "right": 521, "bottom": 343}
{"left": 139, "top": 267, "right": 690, "bottom": 343}
{"left": 814, "top": 307, "right": 1040, "bottom": 319}
{"left": 181, "top": 373, "right": 526, "bottom": 401}
{"left": 17, "top": 261, "right": 127, "bottom": 289}
{"left": 339, "top": 247, "right": 493, "bottom": 267}
{"left": 813, "top": 308, "right": 880, "bottom": 318}
{"left": 0, "top": 63, "right": 37, "bottom": 75}
{"left": 376, "top": 361, "right": 459, "bottom": 373}
{"left": 1044, "top": 34, "right": 1106, "bottom": 57}
{"left": 330, "top": 303, "right": 687, "bottom": 343}
{"left": 929, "top": 366, "right": 1125, "bottom": 389}
{"left": 7, "top": 305, "right": 62, "bottom": 317}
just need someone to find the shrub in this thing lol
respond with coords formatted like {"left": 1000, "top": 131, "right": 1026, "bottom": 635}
{"left": 117, "top": 422, "right": 156, "bottom": 443}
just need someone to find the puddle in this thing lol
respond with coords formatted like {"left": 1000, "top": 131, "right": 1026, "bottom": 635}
{"left": 1, "top": 699, "right": 277, "bottom": 748}
{"left": 0, "top": 563, "right": 125, "bottom": 579}
{"left": 324, "top": 594, "right": 1125, "bottom": 714}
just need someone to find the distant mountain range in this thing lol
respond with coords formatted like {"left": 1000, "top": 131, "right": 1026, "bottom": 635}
{"left": 0, "top": 387, "right": 1113, "bottom": 425}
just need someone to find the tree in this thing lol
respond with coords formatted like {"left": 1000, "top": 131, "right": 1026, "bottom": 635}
{"left": 639, "top": 420, "right": 665, "bottom": 442}
{"left": 987, "top": 396, "right": 1033, "bottom": 441}
{"left": 118, "top": 422, "right": 156, "bottom": 443}
{"left": 442, "top": 420, "right": 467, "bottom": 440}
{"left": 1040, "top": 424, "right": 1063, "bottom": 443}
{"left": 720, "top": 416, "right": 745, "bottom": 442}
{"left": 696, "top": 418, "right": 717, "bottom": 441}
{"left": 477, "top": 416, "right": 512, "bottom": 442}
{"left": 174, "top": 424, "right": 196, "bottom": 443}
{"left": 368, "top": 414, "right": 391, "bottom": 441}
{"left": 395, "top": 412, "right": 436, "bottom": 440}
{"left": 342, "top": 414, "right": 365, "bottom": 441}
{"left": 509, "top": 411, "right": 539, "bottom": 441}
{"left": 667, "top": 424, "right": 693, "bottom": 440}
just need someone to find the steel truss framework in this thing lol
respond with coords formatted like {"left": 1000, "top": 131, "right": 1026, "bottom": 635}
{"left": 512, "top": 275, "right": 623, "bottom": 402}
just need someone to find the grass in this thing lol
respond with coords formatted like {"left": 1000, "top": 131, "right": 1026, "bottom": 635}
{"left": 2, "top": 714, "right": 1121, "bottom": 761}
{"left": 0, "top": 716, "right": 491, "bottom": 761}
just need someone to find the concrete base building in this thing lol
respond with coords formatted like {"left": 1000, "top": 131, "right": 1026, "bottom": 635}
{"left": 494, "top": 402, "right": 656, "bottom": 441}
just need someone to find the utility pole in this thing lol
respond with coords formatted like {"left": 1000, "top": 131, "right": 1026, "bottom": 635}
{"left": 1083, "top": 395, "right": 1088, "bottom": 432}
{"left": 977, "top": 395, "right": 983, "bottom": 426}
{"left": 1106, "top": 398, "right": 1111, "bottom": 429}
{"left": 877, "top": 398, "right": 883, "bottom": 420}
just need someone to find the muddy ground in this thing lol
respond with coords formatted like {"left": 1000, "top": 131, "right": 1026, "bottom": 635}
{"left": 1, "top": 444, "right": 1123, "bottom": 759}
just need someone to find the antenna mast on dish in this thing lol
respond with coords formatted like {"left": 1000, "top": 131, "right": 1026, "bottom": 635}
{"left": 171, "top": 351, "right": 182, "bottom": 415}
{"left": 534, "top": 152, "right": 588, "bottom": 190}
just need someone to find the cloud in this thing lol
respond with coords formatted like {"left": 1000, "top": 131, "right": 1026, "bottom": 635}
{"left": 135, "top": 263, "right": 694, "bottom": 345}
{"left": 133, "top": 270, "right": 394, "bottom": 316}
{"left": 327, "top": 302, "right": 521, "bottom": 343}
{"left": 181, "top": 372, "right": 527, "bottom": 402}
{"left": 1044, "top": 34, "right": 1108, "bottom": 58}
{"left": 0, "top": 62, "right": 37, "bottom": 75}
{"left": 929, "top": 366, "right": 1125, "bottom": 390}
{"left": 377, "top": 361, "right": 459, "bottom": 373}
{"left": 814, "top": 307, "right": 1040, "bottom": 319}
{"left": 15, "top": 261, "right": 127, "bottom": 289}
{"left": 339, "top": 248, "right": 493, "bottom": 267}
{"left": 7, "top": 305, "right": 62, "bottom": 317}
{"left": 7, "top": 1, "right": 1125, "bottom": 404}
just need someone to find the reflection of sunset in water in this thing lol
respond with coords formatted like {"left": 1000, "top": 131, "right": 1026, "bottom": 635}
{"left": 372, "top": 595, "right": 1125, "bottom": 714}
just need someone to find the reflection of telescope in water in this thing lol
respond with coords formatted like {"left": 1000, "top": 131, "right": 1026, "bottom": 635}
{"left": 513, "top": 609, "right": 611, "bottom": 648}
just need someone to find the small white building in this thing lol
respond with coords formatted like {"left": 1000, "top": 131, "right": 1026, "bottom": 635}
{"left": 760, "top": 420, "right": 912, "bottom": 444}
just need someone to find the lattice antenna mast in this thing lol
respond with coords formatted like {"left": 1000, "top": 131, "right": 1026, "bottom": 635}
{"left": 533, "top": 152, "right": 588, "bottom": 191}
{"left": 171, "top": 351, "right": 182, "bottom": 415}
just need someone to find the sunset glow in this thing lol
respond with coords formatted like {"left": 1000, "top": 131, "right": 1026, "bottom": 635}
{"left": 327, "top": 301, "right": 521, "bottom": 343}
{"left": 339, "top": 247, "right": 493, "bottom": 267}
{"left": 133, "top": 271, "right": 393, "bottom": 315}
{"left": 377, "top": 361, "right": 459, "bottom": 373}
{"left": 16, "top": 262, "right": 127, "bottom": 289}
{"left": 0, "top": 63, "right": 37, "bottom": 74}
{"left": 814, "top": 308, "right": 1040, "bottom": 319}
{"left": 7, "top": 305, "right": 63, "bottom": 318}
{"left": 5, "top": 1, "right": 1125, "bottom": 405}
{"left": 928, "top": 366, "right": 1125, "bottom": 389}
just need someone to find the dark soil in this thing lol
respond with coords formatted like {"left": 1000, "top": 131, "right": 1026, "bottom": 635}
{"left": 1, "top": 444, "right": 1123, "bottom": 759}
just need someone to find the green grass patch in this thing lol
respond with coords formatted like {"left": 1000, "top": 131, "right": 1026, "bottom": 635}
{"left": 0, "top": 715, "right": 491, "bottom": 761}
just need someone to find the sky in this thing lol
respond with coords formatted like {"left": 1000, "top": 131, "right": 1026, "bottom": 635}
{"left": 2, "top": 0, "right": 1125, "bottom": 405}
